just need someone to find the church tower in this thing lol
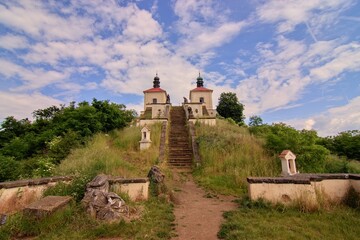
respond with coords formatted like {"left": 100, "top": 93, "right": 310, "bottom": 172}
{"left": 140, "top": 74, "right": 171, "bottom": 126}
{"left": 184, "top": 73, "right": 216, "bottom": 125}
{"left": 189, "top": 73, "right": 213, "bottom": 110}
{"left": 143, "top": 74, "right": 167, "bottom": 109}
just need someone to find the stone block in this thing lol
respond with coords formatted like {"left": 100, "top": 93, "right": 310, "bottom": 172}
{"left": 23, "top": 196, "right": 72, "bottom": 219}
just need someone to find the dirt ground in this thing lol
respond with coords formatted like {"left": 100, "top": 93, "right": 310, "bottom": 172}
{"left": 171, "top": 170, "right": 237, "bottom": 240}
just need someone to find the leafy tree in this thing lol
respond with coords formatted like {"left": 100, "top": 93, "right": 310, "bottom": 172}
{"left": 249, "top": 115, "right": 263, "bottom": 127}
{"left": 0, "top": 117, "right": 31, "bottom": 148}
{"left": 319, "top": 130, "right": 360, "bottom": 160}
{"left": 216, "top": 92, "right": 245, "bottom": 124}
{"left": 250, "top": 123, "right": 329, "bottom": 173}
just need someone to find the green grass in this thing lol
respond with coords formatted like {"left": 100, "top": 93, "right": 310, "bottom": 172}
{"left": 56, "top": 123, "right": 162, "bottom": 178}
{"left": 218, "top": 199, "right": 360, "bottom": 240}
{"left": 193, "top": 119, "right": 280, "bottom": 196}
{"left": 0, "top": 197, "right": 174, "bottom": 240}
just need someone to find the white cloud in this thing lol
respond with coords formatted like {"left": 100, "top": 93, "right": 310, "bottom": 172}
{"left": 256, "top": 0, "right": 352, "bottom": 34}
{"left": 0, "top": 1, "right": 93, "bottom": 40}
{"left": 0, "top": 59, "right": 68, "bottom": 91}
{"left": 310, "top": 42, "right": 360, "bottom": 81}
{"left": 174, "top": 0, "right": 246, "bottom": 57}
{"left": 123, "top": 9, "right": 162, "bottom": 41}
{"left": 178, "top": 21, "right": 245, "bottom": 56}
{"left": 285, "top": 96, "right": 360, "bottom": 136}
{"left": 0, "top": 91, "right": 63, "bottom": 120}
{"left": 230, "top": 35, "right": 360, "bottom": 117}
{"left": 0, "top": 34, "right": 29, "bottom": 50}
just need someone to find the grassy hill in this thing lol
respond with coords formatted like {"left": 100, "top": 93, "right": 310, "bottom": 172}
{"left": 2, "top": 119, "right": 360, "bottom": 240}
{"left": 194, "top": 119, "right": 280, "bottom": 196}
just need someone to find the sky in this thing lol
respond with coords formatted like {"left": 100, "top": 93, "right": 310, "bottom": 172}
{"left": 0, "top": 0, "right": 359, "bottom": 137}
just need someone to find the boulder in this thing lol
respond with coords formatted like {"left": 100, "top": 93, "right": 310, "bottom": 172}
{"left": 147, "top": 165, "right": 165, "bottom": 184}
{"left": 81, "top": 174, "right": 127, "bottom": 221}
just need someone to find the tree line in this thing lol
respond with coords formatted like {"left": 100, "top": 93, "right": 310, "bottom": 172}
{"left": 0, "top": 99, "right": 136, "bottom": 182}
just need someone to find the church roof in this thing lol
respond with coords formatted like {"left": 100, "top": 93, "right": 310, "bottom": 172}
{"left": 190, "top": 87, "right": 213, "bottom": 92}
{"left": 143, "top": 87, "right": 167, "bottom": 93}
{"left": 190, "top": 72, "right": 212, "bottom": 92}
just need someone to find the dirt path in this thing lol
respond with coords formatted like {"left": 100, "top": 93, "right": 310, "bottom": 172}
{"left": 171, "top": 171, "right": 237, "bottom": 240}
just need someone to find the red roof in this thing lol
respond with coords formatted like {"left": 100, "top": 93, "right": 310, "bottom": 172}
{"left": 143, "top": 87, "right": 166, "bottom": 93}
{"left": 190, "top": 87, "right": 213, "bottom": 92}
{"left": 279, "top": 150, "right": 296, "bottom": 158}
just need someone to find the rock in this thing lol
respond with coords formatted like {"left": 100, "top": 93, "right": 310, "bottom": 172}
{"left": 0, "top": 214, "right": 7, "bottom": 225}
{"left": 81, "top": 174, "right": 128, "bottom": 221}
{"left": 86, "top": 174, "right": 109, "bottom": 192}
{"left": 147, "top": 165, "right": 165, "bottom": 184}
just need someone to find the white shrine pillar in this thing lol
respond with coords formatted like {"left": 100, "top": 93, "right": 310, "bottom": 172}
{"left": 139, "top": 125, "right": 152, "bottom": 150}
{"left": 279, "top": 150, "right": 297, "bottom": 176}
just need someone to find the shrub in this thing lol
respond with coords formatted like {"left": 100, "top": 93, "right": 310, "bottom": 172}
{"left": 0, "top": 155, "right": 21, "bottom": 181}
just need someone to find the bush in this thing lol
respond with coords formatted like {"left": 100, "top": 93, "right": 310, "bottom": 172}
{"left": 44, "top": 173, "right": 95, "bottom": 202}
{"left": 0, "top": 155, "right": 21, "bottom": 181}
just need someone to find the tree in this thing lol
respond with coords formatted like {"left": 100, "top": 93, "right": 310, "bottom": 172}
{"left": 249, "top": 115, "right": 263, "bottom": 127}
{"left": 321, "top": 130, "right": 360, "bottom": 160}
{"left": 216, "top": 92, "right": 245, "bottom": 124}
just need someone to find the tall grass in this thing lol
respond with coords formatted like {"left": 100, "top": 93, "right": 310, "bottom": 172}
{"left": 194, "top": 119, "right": 280, "bottom": 196}
{"left": 56, "top": 123, "right": 162, "bottom": 178}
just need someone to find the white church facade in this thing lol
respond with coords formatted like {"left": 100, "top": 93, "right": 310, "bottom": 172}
{"left": 139, "top": 73, "right": 216, "bottom": 126}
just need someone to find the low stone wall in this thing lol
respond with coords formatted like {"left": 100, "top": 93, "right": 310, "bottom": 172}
{"left": 188, "top": 121, "right": 201, "bottom": 166}
{"left": 1, "top": 176, "right": 150, "bottom": 214}
{"left": 109, "top": 177, "right": 149, "bottom": 201}
{"left": 138, "top": 119, "right": 168, "bottom": 127}
{"left": 247, "top": 174, "right": 360, "bottom": 205}
{"left": 188, "top": 118, "right": 216, "bottom": 126}
{"left": 158, "top": 121, "right": 167, "bottom": 163}
{"left": 0, "top": 176, "right": 72, "bottom": 214}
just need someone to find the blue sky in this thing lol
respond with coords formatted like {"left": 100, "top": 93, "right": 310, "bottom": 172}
{"left": 0, "top": 0, "right": 359, "bottom": 136}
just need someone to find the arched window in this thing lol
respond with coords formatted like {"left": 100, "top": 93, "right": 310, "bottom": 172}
{"left": 152, "top": 98, "right": 157, "bottom": 104}
{"left": 200, "top": 97, "right": 204, "bottom": 103}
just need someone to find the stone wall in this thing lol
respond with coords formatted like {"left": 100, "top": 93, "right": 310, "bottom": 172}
{"left": 0, "top": 176, "right": 72, "bottom": 214}
{"left": 188, "top": 118, "right": 216, "bottom": 126}
{"left": 188, "top": 121, "right": 201, "bottom": 166}
{"left": 0, "top": 176, "right": 151, "bottom": 214}
{"left": 109, "top": 177, "right": 149, "bottom": 201}
{"left": 158, "top": 121, "right": 167, "bottom": 163}
{"left": 138, "top": 119, "right": 168, "bottom": 127}
{"left": 247, "top": 174, "right": 360, "bottom": 205}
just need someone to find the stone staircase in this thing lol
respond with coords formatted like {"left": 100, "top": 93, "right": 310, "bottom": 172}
{"left": 168, "top": 106, "right": 193, "bottom": 167}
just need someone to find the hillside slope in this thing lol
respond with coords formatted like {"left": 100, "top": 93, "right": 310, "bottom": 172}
{"left": 194, "top": 119, "right": 280, "bottom": 196}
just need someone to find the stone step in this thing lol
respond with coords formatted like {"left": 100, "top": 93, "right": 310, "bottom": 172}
{"left": 169, "top": 150, "right": 192, "bottom": 153}
{"left": 169, "top": 157, "right": 192, "bottom": 161}
{"left": 168, "top": 163, "right": 192, "bottom": 167}
{"left": 24, "top": 196, "right": 72, "bottom": 219}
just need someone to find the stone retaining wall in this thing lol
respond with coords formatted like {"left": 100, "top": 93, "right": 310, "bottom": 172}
{"left": 0, "top": 176, "right": 72, "bottom": 214}
{"left": 0, "top": 176, "right": 150, "bottom": 214}
{"left": 109, "top": 177, "right": 149, "bottom": 201}
{"left": 247, "top": 174, "right": 360, "bottom": 205}
{"left": 158, "top": 121, "right": 167, "bottom": 163}
{"left": 188, "top": 121, "right": 201, "bottom": 166}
